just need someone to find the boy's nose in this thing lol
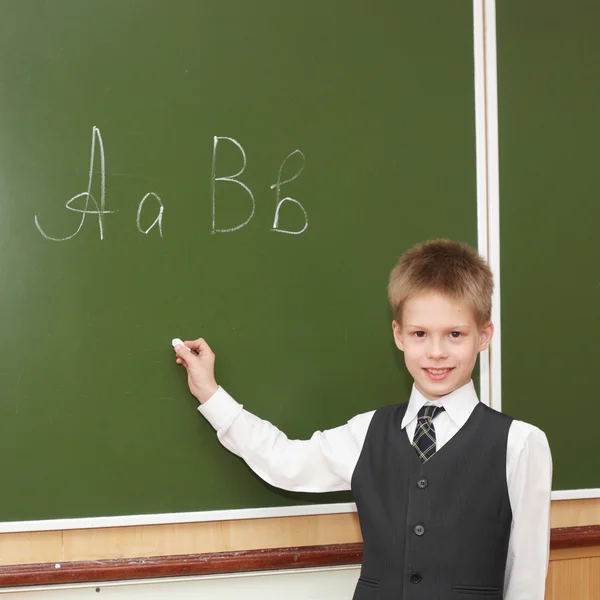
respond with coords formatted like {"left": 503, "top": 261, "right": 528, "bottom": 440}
{"left": 427, "top": 341, "right": 448, "bottom": 360}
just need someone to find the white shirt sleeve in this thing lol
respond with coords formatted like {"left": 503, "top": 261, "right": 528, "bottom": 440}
{"left": 504, "top": 423, "right": 553, "bottom": 600}
{"left": 198, "top": 387, "right": 375, "bottom": 493}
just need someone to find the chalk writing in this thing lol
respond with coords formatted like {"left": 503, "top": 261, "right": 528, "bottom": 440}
{"left": 34, "top": 128, "right": 309, "bottom": 240}
{"left": 137, "top": 192, "right": 164, "bottom": 237}
{"left": 270, "top": 149, "right": 308, "bottom": 235}
{"left": 211, "top": 136, "right": 256, "bottom": 233}
{"left": 34, "top": 126, "right": 117, "bottom": 241}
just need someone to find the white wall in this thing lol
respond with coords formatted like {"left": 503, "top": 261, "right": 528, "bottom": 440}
{"left": 0, "top": 566, "right": 361, "bottom": 599}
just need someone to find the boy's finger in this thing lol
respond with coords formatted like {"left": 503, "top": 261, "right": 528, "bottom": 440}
{"left": 174, "top": 344, "right": 195, "bottom": 359}
{"left": 185, "top": 338, "right": 213, "bottom": 354}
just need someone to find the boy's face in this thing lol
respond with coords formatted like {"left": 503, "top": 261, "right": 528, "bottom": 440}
{"left": 392, "top": 291, "right": 493, "bottom": 400}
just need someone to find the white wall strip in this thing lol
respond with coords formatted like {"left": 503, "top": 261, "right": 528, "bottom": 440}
{"left": 551, "top": 489, "right": 600, "bottom": 501}
{"left": 482, "top": 0, "right": 502, "bottom": 414}
{"left": 0, "top": 502, "right": 357, "bottom": 534}
{"left": 473, "top": 0, "right": 491, "bottom": 408}
{"left": 473, "top": 0, "right": 501, "bottom": 412}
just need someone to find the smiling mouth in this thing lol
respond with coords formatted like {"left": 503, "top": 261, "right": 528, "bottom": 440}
{"left": 423, "top": 367, "right": 454, "bottom": 380}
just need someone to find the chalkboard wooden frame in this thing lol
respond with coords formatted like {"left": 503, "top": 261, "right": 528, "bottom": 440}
{"left": 0, "top": 526, "right": 597, "bottom": 588}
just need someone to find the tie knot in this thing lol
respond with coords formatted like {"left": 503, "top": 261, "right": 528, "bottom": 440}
{"left": 417, "top": 405, "right": 445, "bottom": 421}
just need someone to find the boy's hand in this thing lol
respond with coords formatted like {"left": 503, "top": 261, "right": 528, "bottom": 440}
{"left": 173, "top": 338, "right": 218, "bottom": 404}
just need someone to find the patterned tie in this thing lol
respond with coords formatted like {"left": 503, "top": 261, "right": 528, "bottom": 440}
{"left": 412, "top": 405, "right": 445, "bottom": 462}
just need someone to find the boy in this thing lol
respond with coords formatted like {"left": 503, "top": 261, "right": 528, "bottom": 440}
{"left": 173, "top": 239, "right": 552, "bottom": 600}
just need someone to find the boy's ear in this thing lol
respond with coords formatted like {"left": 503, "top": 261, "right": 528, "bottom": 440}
{"left": 479, "top": 321, "right": 494, "bottom": 351}
{"left": 392, "top": 320, "right": 404, "bottom": 351}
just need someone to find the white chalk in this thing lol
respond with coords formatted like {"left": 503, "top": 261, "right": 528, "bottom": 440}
{"left": 172, "top": 338, "right": 193, "bottom": 352}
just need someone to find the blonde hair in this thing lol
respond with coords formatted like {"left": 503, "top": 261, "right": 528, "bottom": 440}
{"left": 388, "top": 239, "right": 493, "bottom": 327}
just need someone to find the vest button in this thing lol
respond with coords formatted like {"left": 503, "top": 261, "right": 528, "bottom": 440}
{"left": 417, "top": 478, "right": 428, "bottom": 489}
{"left": 414, "top": 524, "right": 426, "bottom": 536}
{"left": 410, "top": 572, "right": 422, "bottom": 584}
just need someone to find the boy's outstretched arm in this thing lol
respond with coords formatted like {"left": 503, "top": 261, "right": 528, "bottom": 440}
{"left": 503, "top": 425, "right": 553, "bottom": 600}
{"left": 173, "top": 338, "right": 372, "bottom": 493}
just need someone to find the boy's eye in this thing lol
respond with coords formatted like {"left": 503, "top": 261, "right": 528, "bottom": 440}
{"left": 413, "top": 331, "right": 426, "bottom": 338}
{"left": 449, "top": 331, "right": 462, "bottom": 339}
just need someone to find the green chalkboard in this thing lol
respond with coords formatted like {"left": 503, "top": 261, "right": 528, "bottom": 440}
{"left": 497, "top": 0, "right": 600, "bottom": 491}
{"left": 0, "top": 0, "right": 477, "bottom": 522}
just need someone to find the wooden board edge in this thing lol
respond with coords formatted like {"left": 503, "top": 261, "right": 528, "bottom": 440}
{"left": 0, "top": 543, "right": 363, "bottom": 588}
{"left": 1, "top": 526, "right": 599, "bottom": 588}
{"left": 550, "top": 524, "right": 600, "bottom": 550}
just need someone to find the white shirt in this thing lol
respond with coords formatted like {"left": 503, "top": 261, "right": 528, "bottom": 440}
{"left": 199, "top": 380, "right": 552, "bottom": 600}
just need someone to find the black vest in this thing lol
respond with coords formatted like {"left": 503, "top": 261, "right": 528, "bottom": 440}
{"left": 351, "top": 402, "right": 513, "bottom": 600}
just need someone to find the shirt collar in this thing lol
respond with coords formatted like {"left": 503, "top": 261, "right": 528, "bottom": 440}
{"left": 401, "top": 380, "right": 479, "bottom": 430}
